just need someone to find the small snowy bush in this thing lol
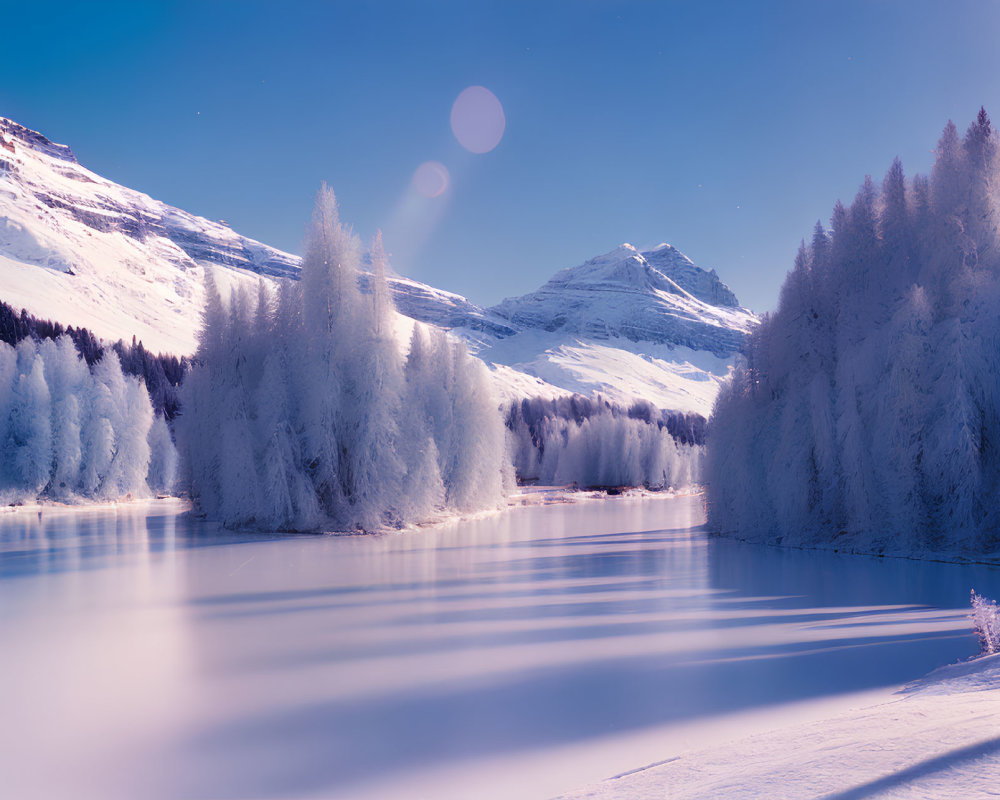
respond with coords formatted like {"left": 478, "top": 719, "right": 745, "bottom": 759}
{"left": 970, "top": 591, "right": 1000, "bottom": 655}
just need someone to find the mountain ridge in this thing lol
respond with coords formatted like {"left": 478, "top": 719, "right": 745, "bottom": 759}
{"left": 0, "top": 115, "right": 756, "bottom": 414}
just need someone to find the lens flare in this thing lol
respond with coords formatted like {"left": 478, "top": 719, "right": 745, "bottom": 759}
{"left": 450, "top": 86, "right": 506, "bottom": 154}
{"left": 412, "top": 161, "right": 450, "bottom": 198}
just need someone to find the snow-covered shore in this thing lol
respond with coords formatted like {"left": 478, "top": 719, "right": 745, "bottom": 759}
{"left": 557, "top": 654, "right": 1000, "bottom": 800}
{"left": 0, "top": 485, "right": 686, "bottom": 532}
{"left": 0, "top": 495, "right": 189, "bottom": 517}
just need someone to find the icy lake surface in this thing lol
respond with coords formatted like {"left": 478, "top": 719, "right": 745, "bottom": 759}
{"left": 1, "top": 494, "right": 998, "bottom": 800}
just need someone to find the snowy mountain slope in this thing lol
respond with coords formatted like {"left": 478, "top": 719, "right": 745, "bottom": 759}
{"left": 0, "top": 117, "right": 513, "bottom": 354}
{"left": 0, "top": 116, "right": 755, "bottom": 415}
{"left": 472, "top": 244, "right": 757, "bottom": 415}
{"left": 474, "top": 330, "right": 733, "bottom": 415}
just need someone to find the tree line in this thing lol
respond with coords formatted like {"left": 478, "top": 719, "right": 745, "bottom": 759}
{"left": 508, "top": 395, "right": 703, "bottom": 489}
{"left": 0, "top": 335, "right": 177, "bottom": 502}
{"left": 707, "top": 108, "right": 1000, "bottom": 555}
{"left": 0, "top": 300, "right": 186, "bottom": 419}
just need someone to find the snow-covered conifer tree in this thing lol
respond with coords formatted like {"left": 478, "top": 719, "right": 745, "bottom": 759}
{"left": 216, "top": 286, "right": 261, "bottom": 526}
{"left": 147, "top": 413, "right": 178, "bottom": 495}
{"left": 40, "top": 336, "right": 88, "bottom": 498}
{"left": 345, "top": 231, "right": 407, "bottom": 528}
{"left": 442, "top": 341, "right": 511, "bottom": 510}
{"left": 298, "top": 184, "right": 359, "bottom": 519}
{"left": 176, "top": 270, "right": 228, "bottom": 516}
{"left": 5, "top": 340, "right": 52, "bottom": 496}
{"left": 400, "top": 325, "right": 445, "bottom": 518}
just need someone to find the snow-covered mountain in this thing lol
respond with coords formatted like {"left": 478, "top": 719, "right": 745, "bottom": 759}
{"left": 0, "top": 115, "right": 756, "bottom": 415}
{"left": 0, "top": 116, "right": 513, "bottom": 355}
{"left": 473, "top": 244, "right": 757, "bottom": 414}
{"left": 490, "top": 243, "right": 750, "bottom": 356}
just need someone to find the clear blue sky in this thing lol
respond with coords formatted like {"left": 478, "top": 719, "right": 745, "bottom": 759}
{"left": 3, "top": 0, "right": 1000, "bottom": 313}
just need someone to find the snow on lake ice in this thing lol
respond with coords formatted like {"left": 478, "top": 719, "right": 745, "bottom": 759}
{"left": 0, "top": 495, "right": 996, "bottom": 799}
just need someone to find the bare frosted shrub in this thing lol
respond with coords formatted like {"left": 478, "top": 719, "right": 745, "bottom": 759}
{"left": 970, "top": 591, "right": 1000, "bottom": 655}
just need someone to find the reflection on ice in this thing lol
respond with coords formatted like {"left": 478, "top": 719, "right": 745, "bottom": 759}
{"left": 0, "top": 494, "right": 997, "bottom": 799}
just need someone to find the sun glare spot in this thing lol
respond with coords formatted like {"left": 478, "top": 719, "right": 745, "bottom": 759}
{"left": 450, "top": 86, "right": 506, "bottom": 154}
{"left": 412, "top": 161, "right": 450, "bottom": 198}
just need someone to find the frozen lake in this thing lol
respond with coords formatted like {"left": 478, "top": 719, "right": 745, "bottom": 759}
{"left": 0, "top": 494, "right": 997, "bottom": 799}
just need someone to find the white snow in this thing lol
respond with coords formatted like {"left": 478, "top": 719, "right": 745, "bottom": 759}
{"left": 479, "top": 242, "right": 757, "bottom": 413}
{"left": 478, "top": 328, "right": 735, "bottom": 416}
{"left": 557, "top": 655, "right": 1000, "bottom": 800}
{"left": 0, "top": 122, "right": 277, "bottom": 354}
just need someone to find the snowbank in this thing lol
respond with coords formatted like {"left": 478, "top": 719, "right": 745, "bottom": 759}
{"left": 557, "top": 654, "right": 1000, "bottom": 799}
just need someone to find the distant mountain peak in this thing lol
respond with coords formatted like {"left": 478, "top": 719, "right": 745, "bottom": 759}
{"left": 536, "top": 241, "right": 742, "bottom": 309}
{"left": 0, "top": 117, "right": 77, "bottom": 163}
{"left": 489, "top": 242, "right": 754, "bottom": 357}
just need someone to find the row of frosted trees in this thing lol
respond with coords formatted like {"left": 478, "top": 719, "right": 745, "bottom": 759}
{"left": 707, "top": 109, "right": 1000, "bottom": 555}
{"left": 0, "top": 336, "right": 176, "bottom": 503}
{"left": 176, "top": 186, "right": 512, "bottom": 531}
{"left": 0, "top": 300, "right": 187, "bottom": 419}
{"left": 508, "top": 396, "right": 703, "bottom": 489}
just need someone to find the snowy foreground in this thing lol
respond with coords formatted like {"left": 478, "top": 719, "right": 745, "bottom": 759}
{"left": 558, "top": 655, "right": 1000, "bottom": 800}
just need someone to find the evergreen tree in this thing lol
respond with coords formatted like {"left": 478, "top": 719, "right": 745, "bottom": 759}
{"left": 5, "top": 341, "right": 52, "bottom": 495}
{"left": 346, "top": 231, "right": 407, "bottom": 529}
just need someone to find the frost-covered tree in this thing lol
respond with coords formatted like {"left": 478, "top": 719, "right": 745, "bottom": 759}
{"left": 176, "top": 270, "right": 227, "bottom": 516}
{"left": 0, "top": 335, "right": 172, "bottom": 503}
{"left": 297, "top": 184, "right": 360, "bottom": 519}
{"left": 88, "top": 351, "right": 153, "bottom": 499}
{"left": 344, "top": 231, "right": 408, "bottom": 528}
{"left": 445, "top": 341, "right": 513, "bottom": 510}
{"left": 147, "top": 413, "right": 178, "bottom": 495}
{"left": 176, "top": 188, "right": 512, "bottom": 531}
{"left": 40, "top": 336, "right": 87, "bottom": 498}
{"left": 5, "top": 340, "right": 52, "bottom": 496}
{"left": 216, "top": 287, "right": 261, "bottom": 526}
{"left": 971, "top": 591, "right": 1000, "bottom": 655}
{"left": 399, "top": 326, "right": 445, "bottom": 518}
{"left": 707, "top": 109, "right": 1000, "bottom": 556}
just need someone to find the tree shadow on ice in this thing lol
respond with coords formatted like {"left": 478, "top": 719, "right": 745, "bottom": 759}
{"left": 707, "top": 535, "right": 1000, "bottom": 614}
{"left": 162, "top": 528, "right": 991, "bottom": 799}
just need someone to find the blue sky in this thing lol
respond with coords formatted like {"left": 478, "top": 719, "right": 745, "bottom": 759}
{"left": 3, "top": 0, "right": 1000, "bottom": 312}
